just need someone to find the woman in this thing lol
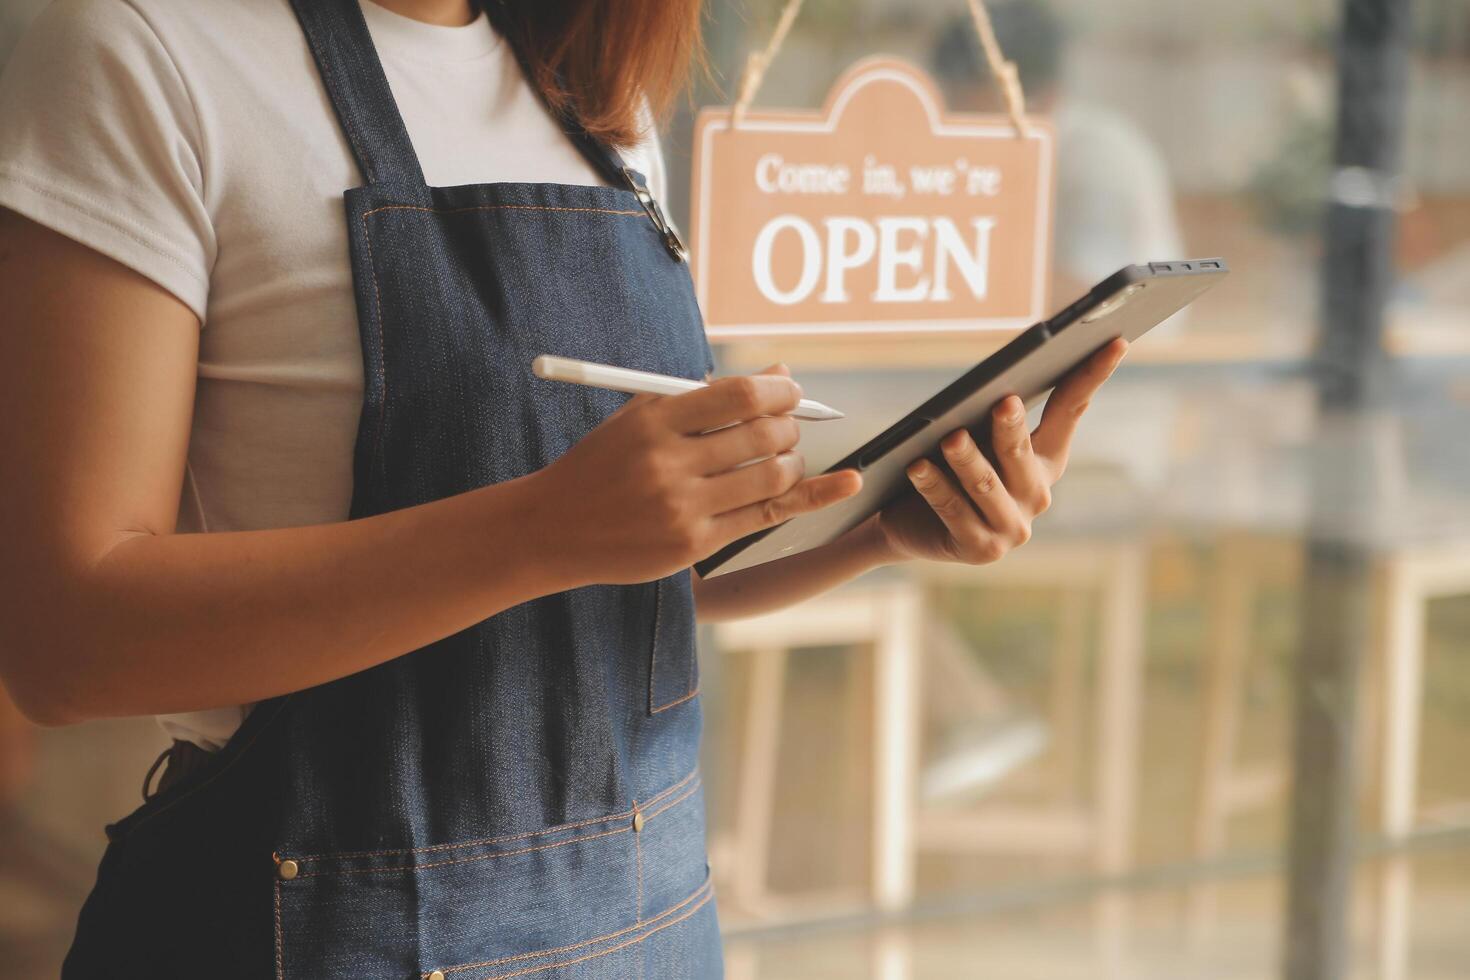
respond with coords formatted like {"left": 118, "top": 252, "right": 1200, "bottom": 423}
{"left": 0, "top": 0, "right": 1125, "bottom": 976}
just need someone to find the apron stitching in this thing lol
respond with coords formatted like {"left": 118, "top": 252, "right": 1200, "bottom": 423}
{"left": 274, "top": 877, "right": 284, "bottom": 980}
{"left": 650, "top": 685, "right": 701, "bottom": 715}
{"left": 643, "top": 778, "right": 701, "bottom": 822}
{"left": 688, "top": 622, "right": 698, "bottom": 691}
{"left": 292, "top": 778, "right": 700, "bottom": 879}
{"left": 293, "top": 767, "right": 699, "bottom": 861}
{"left": 635, "top": 825, "right": 645, "bottom": 980}
{"left": 362, "top": 204, "right": 644, "bottom": 220}
{"left": 632, "top": 822, "right": 643, "bottom": 980}
{"left": 361, "top": 214, "right": 389, "bottom": 481}
{"left": 431, "top": 879, "right": 714, "bottom": 979}
{"left": 461, "top": 885, "right": 715, "bottom": 980}
{"left": 634, "top": 808, "right": 643, "bottom": 924}
{"left": 297, "top": 824, "right": 620, "bottom": 877}
{"left": 647, "top": 580, "right": 663, "bottom": 715}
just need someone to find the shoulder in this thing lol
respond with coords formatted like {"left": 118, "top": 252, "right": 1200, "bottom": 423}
{"left": 6, "top": 0, "right": 165, "bottom": 70}
{"left": 7, "top": 0, "right": 243, "bottom": 52}
{"left": 3, "top": 0, "right": 287, "bottom": 103}
{"left": 8, "top": 0, "right": 297, "bottom": 81}
{"left": 0, "top": 0, "right": 202, "bottom": 183}
{"left": 0, "top": 0, "right": 295, "bottom": 320}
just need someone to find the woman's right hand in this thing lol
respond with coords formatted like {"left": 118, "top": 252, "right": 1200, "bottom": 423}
{"left": 534, "top": 371, "right": 863, "bottom": 586}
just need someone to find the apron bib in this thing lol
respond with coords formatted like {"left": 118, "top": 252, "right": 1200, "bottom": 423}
{"left": 63, "top": 1, "right": 720, "bottom": 977}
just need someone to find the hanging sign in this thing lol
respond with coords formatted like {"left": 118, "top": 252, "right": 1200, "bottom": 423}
{"left": 689, "top": 57, "right": 1054, "bottom": 339}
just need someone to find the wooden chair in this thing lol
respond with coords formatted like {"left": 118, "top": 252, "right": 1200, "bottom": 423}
{"left": 1183, "top": 534, "right": 1470, "bottom": 980}
{"left": 709, "top": 576, "right": 926, "bottom": 921}
{"left": 1370, "top": 544, "right": 1470, "bottom": 980}
{"left": 911, "top": 539, "right": 1149, "bottom": 975}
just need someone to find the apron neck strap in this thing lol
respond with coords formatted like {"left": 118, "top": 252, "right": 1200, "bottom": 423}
{"left": 289, "top": 0, "right": 639, "bottom": 192}
{"left": 287, "top": 0, "right": 428, "bottom": 186}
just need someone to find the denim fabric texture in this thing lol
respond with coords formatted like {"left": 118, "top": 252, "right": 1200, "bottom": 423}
{"left": 62, "top": 0, "right": 721, "bottom": 976}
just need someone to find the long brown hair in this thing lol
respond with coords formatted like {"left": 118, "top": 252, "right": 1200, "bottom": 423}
{"left": 493, "top": 0, "right": 705, "bottom": 149}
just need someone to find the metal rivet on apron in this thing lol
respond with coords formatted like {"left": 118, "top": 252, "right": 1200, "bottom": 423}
{"left": 277, "top": 859, "right": 299, "bottom": 881}
{"left": 632, "top": 811, "right": 645, "bottom": 833}
{"left": 427, "top": 971, "right": 446, "bottom": 980}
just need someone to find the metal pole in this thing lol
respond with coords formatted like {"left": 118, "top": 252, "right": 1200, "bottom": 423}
{"left": 1282, "top": 1, "right": 1412, "bottom": 978}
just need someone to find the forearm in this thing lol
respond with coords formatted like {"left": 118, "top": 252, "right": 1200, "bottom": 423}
{"left": 3, "top": 471, "right": 576, "bottom": 724}
{"left": 692, "top": 514, "right": 897, "bottom": 623}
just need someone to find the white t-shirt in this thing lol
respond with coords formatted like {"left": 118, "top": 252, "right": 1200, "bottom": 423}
{"left": 0, "top": 0, "right": 669, "bottom": 750}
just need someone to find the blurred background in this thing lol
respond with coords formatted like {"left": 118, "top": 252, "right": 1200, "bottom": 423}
{"left": 2, "top": 0, "right": 1468, "bottom": 977}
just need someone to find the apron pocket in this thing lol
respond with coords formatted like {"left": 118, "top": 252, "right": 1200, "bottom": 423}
{"left": 648, "top": 571, "right": 699, "bottom": 714}
{"left": 273, "top": 773, "right": 710, "bottom": 980}
{"left": 434, "top": 877, "right": 715, "bottom": 980}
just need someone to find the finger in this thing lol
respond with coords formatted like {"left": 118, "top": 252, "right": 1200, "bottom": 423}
{"left": 1032, "top": 338, "right": 1128, "bottom": 470}
{"left": 687, "top": 364, "right": 794, "bottom": 447}
{"left": 990, "top": 395, "right": 1053, "bottom": 516}
{"left": 702, "top": 450, "right": 805, "bottom": 514}
{"left": 692, "top": 414, "right": 800, "bottom": 475}
{"left": 608, "top": 390, "right": 660, "bottom": 418}
{"left": 938, "top": 428, "right": 1030, "bottom": 545}
{"left": 660, "top": 374, "right": 803, "bottom": 434}
{"left": 710, "top": 469, "right": 863, "bottom": 542}
{"left": 905, "top": 458, "right": 1003, "bottom": 563}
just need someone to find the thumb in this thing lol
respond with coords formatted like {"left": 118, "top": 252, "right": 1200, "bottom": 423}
{"left": 756, "top": 362, "right": 792, "bottom": 378}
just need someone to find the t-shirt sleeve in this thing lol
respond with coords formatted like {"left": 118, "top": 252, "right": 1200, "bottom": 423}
{"left": 0, "top": 0, "right": 214, "bottom": 320}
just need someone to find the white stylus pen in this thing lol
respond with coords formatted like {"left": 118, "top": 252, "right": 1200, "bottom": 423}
{"left": 532, "top": 355, "right": 844, "bottom": 422}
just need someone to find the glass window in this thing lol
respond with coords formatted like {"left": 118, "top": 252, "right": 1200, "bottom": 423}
{"left": 669, "top": 1, "right": 1470, "bottom": 976}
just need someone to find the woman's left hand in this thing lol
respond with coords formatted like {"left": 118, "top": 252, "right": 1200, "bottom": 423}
{"left": 865, "top": 338, "right": 1129, "bottom": 566}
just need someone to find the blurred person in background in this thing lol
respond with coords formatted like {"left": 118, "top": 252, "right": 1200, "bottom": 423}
{"left": 0, "top": 0, "right": 1127, "bottom": 976}
{"left": 932, "top": 1, "right": 1185, "bottom": 557}
{"left": 932, "top": 0, "right": 1186, "bottom": 304}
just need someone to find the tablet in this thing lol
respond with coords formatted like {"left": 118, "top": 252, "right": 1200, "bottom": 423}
{"left": 694, "top": 259, "right": 1229, "bottom": 579}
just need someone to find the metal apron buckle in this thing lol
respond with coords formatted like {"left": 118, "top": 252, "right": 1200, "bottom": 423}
{"left": 622, "top": 166, "right": 688, "bottom": 263}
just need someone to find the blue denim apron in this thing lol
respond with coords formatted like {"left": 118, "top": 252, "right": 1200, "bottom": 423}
{"left": 62, "top": 1, "right": 720, "bottom": 976}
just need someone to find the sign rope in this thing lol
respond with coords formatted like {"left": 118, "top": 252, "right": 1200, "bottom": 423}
{"left": 730, "top": 0, "right": 1031, "bottom": 138}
